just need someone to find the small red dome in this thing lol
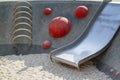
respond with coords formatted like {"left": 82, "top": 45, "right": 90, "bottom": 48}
{"left": 74, "top": 6, "right": 88, "bottom": 19}
{"left": 42, "top": 40, "right": 51, "bottom": 49}
{"left": 43, "top": 8, "right": 52, "bottom": 15}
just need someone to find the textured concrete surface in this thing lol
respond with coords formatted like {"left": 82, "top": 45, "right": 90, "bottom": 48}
{"left": 0, "top": 1, "right": 103, "bottom": 55}
{"left": 0, "top": 0, "right": 116, "bottom": 1}
{"left": 31, "top": 1, "right": 102, "bottom": 48}
{"left": 95, "top": 29, "right": 120, "bottom": 79}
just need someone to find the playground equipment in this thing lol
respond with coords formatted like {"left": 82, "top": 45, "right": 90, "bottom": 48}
{"left": 0, "top": 0, "right": 120, "bottom": 79}
{"left": 50, "top": 0, "right": 120, "bottom": 68}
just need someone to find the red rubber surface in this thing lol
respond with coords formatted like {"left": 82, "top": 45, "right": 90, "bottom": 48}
{"left": 74, "top": 6, "right": 88, "bottom": 19}
{"left": 42, "top": 40, "right": 51, "bottom": 49}
{"left": 49, "top": 17, "right": 71, "bottom": 38}
{"left": 43, "top": 8, "right": 52, "bottom": 15}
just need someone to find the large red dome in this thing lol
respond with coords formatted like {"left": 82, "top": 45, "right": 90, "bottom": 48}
{"left": 49, "top": 17, "right": 71, "bottom": 38}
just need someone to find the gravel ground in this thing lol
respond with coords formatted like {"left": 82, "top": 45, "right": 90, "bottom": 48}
{"left": 0, "top": 54, "right": 112, "bottom": 80}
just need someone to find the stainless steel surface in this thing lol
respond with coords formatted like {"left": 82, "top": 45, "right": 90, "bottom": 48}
{"left": 50, "top": 2, "right": 120, "bottom": 68}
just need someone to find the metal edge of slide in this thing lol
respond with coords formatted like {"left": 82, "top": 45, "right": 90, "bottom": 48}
{"left": 77, "top": 2, "right": 120, "bottom": 68}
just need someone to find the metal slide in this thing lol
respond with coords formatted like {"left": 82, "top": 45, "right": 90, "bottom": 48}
{"left": 50, "top": 2, "right": 120, "bottom": 68}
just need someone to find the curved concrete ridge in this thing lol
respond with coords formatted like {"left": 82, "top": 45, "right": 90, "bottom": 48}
{"left": 50, "top": 2, "right": 120, "bottom": 68}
